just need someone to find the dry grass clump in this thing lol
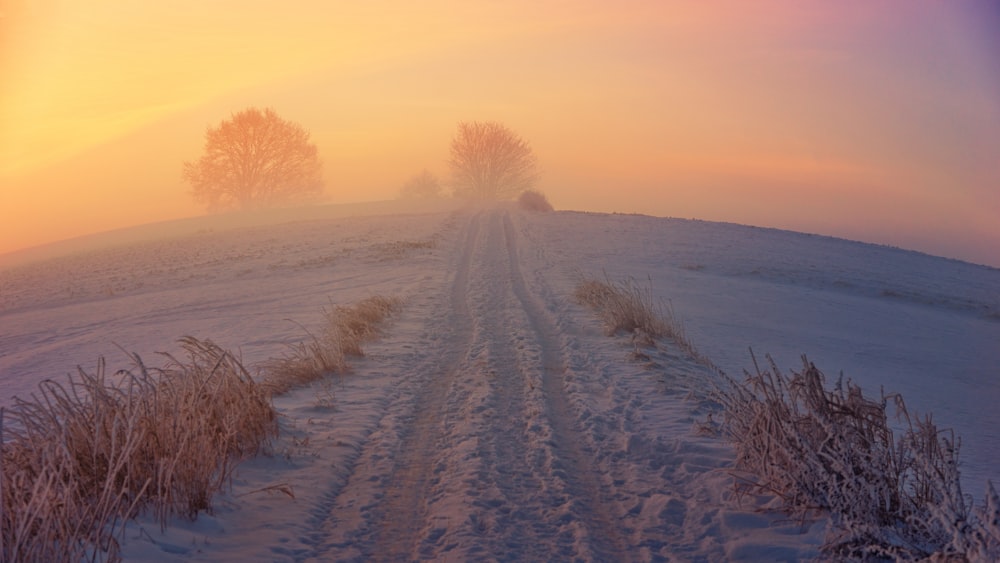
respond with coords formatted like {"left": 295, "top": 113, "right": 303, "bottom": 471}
{"left": 517, "top": 189, "right": 554, "bottom": 212}
{"left": 1, "top": 337, "right": 276, "bottom": 562}
{"left": 263, "top": 295, "right": 402, "bottom": 395}
{"left": 334, "top": 295, "right": 403, "bottom": 356}
{"left": 573, "top": 275, "right": 707, "bottom": 363}
{"left": 575, "top": 276, "right": 668, "bottom": 344}
{"left": 262, "top": 330, "right": 348, "bottom": 396}
{"left": 716, "top": 353, "right": 1000, "bottom": 560}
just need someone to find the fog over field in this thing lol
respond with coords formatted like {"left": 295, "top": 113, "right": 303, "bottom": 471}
{"left": 3, "top": 2, "right": 999, "bottom": 267}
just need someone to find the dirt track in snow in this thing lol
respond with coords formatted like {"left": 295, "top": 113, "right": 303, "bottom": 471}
{"left": 300, "top": 210, "right": 630, "bottom": 561}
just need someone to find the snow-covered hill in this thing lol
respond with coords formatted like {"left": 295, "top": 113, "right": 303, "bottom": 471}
{"left": 1, "top": 203, "right": 996, "bottom": 560}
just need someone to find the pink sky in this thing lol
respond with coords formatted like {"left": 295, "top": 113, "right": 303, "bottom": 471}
{"left": 2, "top": 1, "right": 998, "bottom": 266}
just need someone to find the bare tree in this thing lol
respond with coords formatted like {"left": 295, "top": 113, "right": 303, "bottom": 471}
{"left": 398, "top": 169, "right": 442, "bottom": 199}
{"left": 183, "top": 107, "right": 323, "bottom": 211}
{"left": 448, "top": 121, "right": 539, "bottom": 200}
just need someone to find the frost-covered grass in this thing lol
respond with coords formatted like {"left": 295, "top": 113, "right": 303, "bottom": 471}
{"left": 263, "top": 295, "right": 402, "bottom": 395}
{"left": 574, "top": 276, "right": 669, "bottom": 343}
{"left": 716, "top": 353, "right": 1000, "bottom": 560}
{"left": 0, "top": 337, "right": 276, "bottom": 562}
{"left": 0, "top": 294, "right": 401, "bottom": 561}
{"left": 574, "top": 275, "right": 704, "bottom": 363}
{"left": 575, "top": 271, "right": 1000, "bottom": 560}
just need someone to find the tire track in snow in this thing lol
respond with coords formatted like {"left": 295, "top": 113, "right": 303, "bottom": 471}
{"left": 298, "top": 212, "right": 482, "bottom": 561}
{"left": 363, "top": 210, "right": 483, "bottom": 561}
{"left": 499, "top": 211, "right": 629, "bottom": 560}
{"left": 458, "top": 211, "right": 553, "bottom": 560}
{"left": 386, "top": 209, "right": 633, "bottom": 559}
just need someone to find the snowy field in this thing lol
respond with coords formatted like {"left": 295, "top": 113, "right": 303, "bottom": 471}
{"left": 1, "top": 201, "right": 997, "bottom": 561}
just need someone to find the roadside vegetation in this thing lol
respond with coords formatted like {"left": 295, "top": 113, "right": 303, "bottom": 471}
{"left": 263, "top": 295, "right": 402, "bottom": 395}
{"left": 716, "top": 354, "right": 1000, "bottom": 561}
{"left": 574, "top": 274, "right": 701, "bottom": 362}
{"left": 575, "top": 274, "right": 1000, "bottom": 561}
{"left": 1, "top": 296, "right": 401, "bottom": 562}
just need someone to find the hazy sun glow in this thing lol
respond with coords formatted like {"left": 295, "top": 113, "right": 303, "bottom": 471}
{"left": 2, "top": 0, "right": 999, "bottom": 265}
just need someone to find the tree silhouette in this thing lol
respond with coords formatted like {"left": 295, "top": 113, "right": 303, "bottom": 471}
{"left": 183, "top": 107, "right": 323, "bottom": 211}
{"left": 448, "top": 121, "right": 539, "bottom": 200}
{"left": 398, "top": 169, "right": 442, "bottom": 199}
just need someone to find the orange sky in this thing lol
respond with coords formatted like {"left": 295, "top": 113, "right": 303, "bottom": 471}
{"left": 2, "top": 0, "right": 999, "bottom": 266}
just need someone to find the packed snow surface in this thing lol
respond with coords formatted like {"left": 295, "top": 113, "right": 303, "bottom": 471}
{"left": 1, "top": 202, "right": 997, "bottom": 561}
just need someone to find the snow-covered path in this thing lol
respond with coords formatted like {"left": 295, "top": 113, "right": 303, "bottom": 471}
{"left": 299, "top": 210, "right": 655, "bottom": 560}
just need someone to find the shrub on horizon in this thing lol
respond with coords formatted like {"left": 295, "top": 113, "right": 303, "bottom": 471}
{"left": 517, "top": 190, "right": 554, "bottom": 212}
